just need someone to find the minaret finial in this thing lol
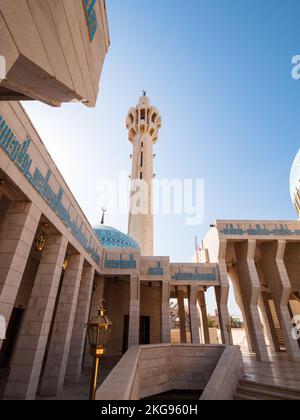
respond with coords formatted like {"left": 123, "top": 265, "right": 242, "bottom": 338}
{"left": 142, "top": 90, "right": 147, "bottom": 97}
{"left": 101, "top": 207, "right": 107, "bottom": 225}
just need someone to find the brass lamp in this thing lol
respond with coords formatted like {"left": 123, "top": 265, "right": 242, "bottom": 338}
{"left": 87, "top": 299, "right": 112, "bottom": 400}
{"left": 36, "top": 233, "right": 46, "bottom": 253}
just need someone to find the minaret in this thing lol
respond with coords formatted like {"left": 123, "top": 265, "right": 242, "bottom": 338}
{"left": 126, "top": 93, "right": 162, "bottom": 256}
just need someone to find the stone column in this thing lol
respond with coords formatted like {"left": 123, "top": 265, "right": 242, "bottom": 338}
{"left": 229, "top": 266, "right": 253, "bottom": 351}
{"left": 258, "top": 292, "right": 276, "bottom": 352}
{"left": 188, "top": 286, "right": 200, "bottom": 344}
{"left": 176, "top": 287, "right": 187, "bottom": 343}
{"left": 198, "top": 290, "right": 210, "bottom": 344}
{"left": 161, "top": 281, "right": 171, "bottom": 343}
{"left": 65, "top": 265, "right": 95, "bottom": 384}
{"left": 0, "top": 202, "right": 40, "bottom": 351}
{"left": 39, "top": 253, "right": 84, "bottom": 396}
{"left": 216, "top": 239, "right": 232, "bottom": 345}
{"left": 235, "top": 240, "right": 269, "bottom": 362}
{"left": 255, "top": 261, "right": 280, "bottom": 353}
{"left": 261, "top": 292, "right": 281, "bottom": 352}
{"left": 4, "top": 234, "right": 68, "bottom": 400}
{"left": 128, "top": 275, "right": 140, "bottom": 347}
{"left": 260, "top": 240, "right": 300, "bottom": 362}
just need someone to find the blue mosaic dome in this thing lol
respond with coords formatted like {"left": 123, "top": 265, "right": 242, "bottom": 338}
{"left": 94, "top": 226, "right": 140, "bottom": 249}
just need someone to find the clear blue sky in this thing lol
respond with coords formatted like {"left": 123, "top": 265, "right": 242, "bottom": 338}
{"left": 23, "top": 0, "right": 300, "bottom": 315}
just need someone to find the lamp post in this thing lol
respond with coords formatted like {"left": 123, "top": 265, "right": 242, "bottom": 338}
{"left": 87, "top": 299, "right": 112, "bottom": 400}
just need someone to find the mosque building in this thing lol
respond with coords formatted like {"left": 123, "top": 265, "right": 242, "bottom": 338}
{"left": 0, "top": 0, "right": 300, "bottom": 401}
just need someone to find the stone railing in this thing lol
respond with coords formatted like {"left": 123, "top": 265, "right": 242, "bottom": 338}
{"left": 96, "top": 344, "right": 243, "bottom": 400}
{"left": 200, "top": 345, "right": 244, "bottom": 400}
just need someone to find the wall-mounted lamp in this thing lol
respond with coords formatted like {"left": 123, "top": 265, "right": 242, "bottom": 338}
{"left": 62, "top": 258, "right": 69, "bottom": 271}
{"left": 35, "top": 224, "right": 49, "bottom": 253}
{"left": 36, "top": 234, "right": 46, "bottom": 253}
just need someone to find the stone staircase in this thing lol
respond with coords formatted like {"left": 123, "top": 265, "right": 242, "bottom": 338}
{"left": 235, "top": 379, "right": 300, "bottom": 401}
{"left": 275, "top": 328, "right": 286, "bottom": 350}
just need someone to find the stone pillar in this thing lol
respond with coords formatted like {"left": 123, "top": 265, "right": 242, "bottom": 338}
{"left": 39, "top": 253, "right": 84, "bottom": 396}
{"left": 261, "top": 292, "right": 281, "bottom": 352}
{"left": 260, "top": 240, "right": 300, "bottom": 362}
{"left": 65, "top": 265, "right": 95, "bottom": 384}
{"left": 4, "top": 234, "right": 68, "bottom": 400}
{"left": 198, "top": 290, "right": 210, "bottom": 344}
{"left": 176, "top": 287, "right": 187, "bottom": 343}
{"left": 0, "top": 202, "right": 40, "bottom": 351}
{"left": 83, "top": 276, "right": 105, "bottom": 369}
{"left": 258, "top": 293, "right": 277, "bottom": 352}
{"left": 128, "top": 275, "right": 140, "bottom": 347}
{"left": 235, "top": 240, "right": 269, "bottom": 362}
{"left": 216, "top": 239, "right": 232, "bottom": 345}
{"left": 229, "top": 266, "right": 253, "bottom": 351}
{"left": 161, "top": 281, "right": 171, "bottom": 343}
{"left": 188, "top": 286, "right": 200, "bottom": 344}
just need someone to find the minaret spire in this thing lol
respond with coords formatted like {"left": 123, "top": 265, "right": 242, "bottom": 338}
{"left": 126, "top": 94, "right": 162, "bottom": 255}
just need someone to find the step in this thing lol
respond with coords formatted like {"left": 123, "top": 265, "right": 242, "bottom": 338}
{"left": 236, "top": 385, "right": 298, "bottom": 401}
{"left": 234, "top": 392, "right": 266, "bottom": 401}
{"left": 239, "top": 379, "right": 300, "bottom": 399}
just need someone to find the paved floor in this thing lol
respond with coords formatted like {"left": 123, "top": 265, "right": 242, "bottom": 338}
{"left": 242, "top": 352, "right": 300, "bottom": 391}
{"left": 37, "top": 356, "right": 121, "bottom": 401}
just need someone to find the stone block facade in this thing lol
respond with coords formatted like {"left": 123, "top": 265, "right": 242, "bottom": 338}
{"left": 0, "top": 0, "right": 110, "bottom": 107}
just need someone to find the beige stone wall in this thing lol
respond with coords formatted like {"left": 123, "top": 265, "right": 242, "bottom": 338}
{"left": 0, "top": 0, "right": 110, "bottom": 107}
{"left": 15, "top": 251, "right": 39, "bottom": 308}
{"left": 96, "top": 344, "right": 232, "bottom": 401}
{"left": 0, "top": 101, "right": 103, "bottom": 271}
{"left": 139, "top": 345, "right": 225, "bottom": 398}
{"left": 101, "top": 249, "right": 140, "bottom": 277}
{"left": 139, "top": 346, "right": 173, "bottom": 398}
{"left": 200, "top": 346, "right": 244, "bottom": 400}
{"left": 104, "top": 278, "right": 130, "bottom": 356}
{"left": 140, "top": 257, "right": 170, "bottom": 282}
{"left": 103, "top": 280, "right": 163, "bottom": 356}
{"left": 140, "top": 284, "right": 161, "bottom": 344}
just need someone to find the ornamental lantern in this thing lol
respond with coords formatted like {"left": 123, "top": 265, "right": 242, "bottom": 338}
{"left": 87, "top": 299, "right": 112, "bottom": 400}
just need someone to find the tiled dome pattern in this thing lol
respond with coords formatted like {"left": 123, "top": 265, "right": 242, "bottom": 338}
{"left": 94, "top": 226, "right": 140, "bottom": 249}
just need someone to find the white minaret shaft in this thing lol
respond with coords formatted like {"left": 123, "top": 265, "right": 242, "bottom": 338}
{"left": 126, "top": 94, "right": 161, "bottom": 256}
